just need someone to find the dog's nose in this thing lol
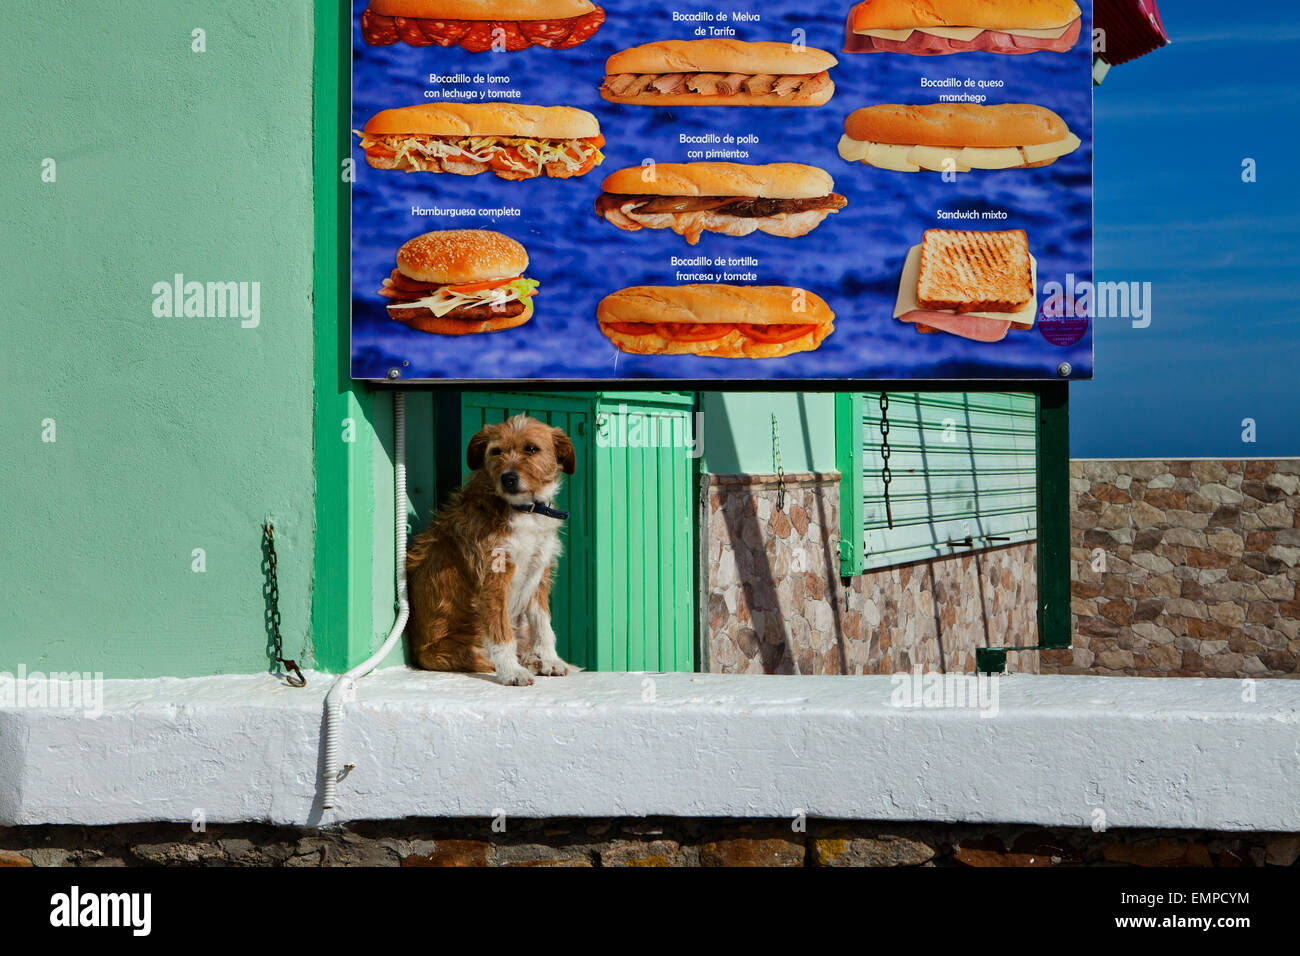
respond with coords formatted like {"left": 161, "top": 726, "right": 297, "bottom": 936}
{"left": 501, "top": 471, "right": 520, "bottom": 493}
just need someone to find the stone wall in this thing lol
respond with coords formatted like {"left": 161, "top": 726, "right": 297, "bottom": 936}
{"left": 2, "top": 819, "right": 1296, "bottom": 867}
{"left": 703, "top": 472, "right": 1039, "bottom": 675}
{"left": 1047, "top": 459, "right": 1300, "bottom": 678}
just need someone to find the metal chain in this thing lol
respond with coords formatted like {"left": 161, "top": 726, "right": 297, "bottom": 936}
{"left": 879, "top": 393, "right": 894, "bottom": 530}
{"left": 772, "top": 413, "right": 787, "bottom": 511}
{"left": 263, "top": 523, "right": 306, "bottom": 687}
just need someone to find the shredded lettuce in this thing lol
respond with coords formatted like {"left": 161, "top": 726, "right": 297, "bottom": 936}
{"left": 358, "top": 132, "right": 600, "bottom": 175}
{"left": 401, "top": 278, "right": 540, "bottom": 319}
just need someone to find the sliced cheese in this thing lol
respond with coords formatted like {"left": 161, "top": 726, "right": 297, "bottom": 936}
{"left": 843, "top": 135, "right": 1079, "bottom": 172}
{"left": 893, "top": 245, "right": 1039, "bottom": 328}
{"left": 909, "top": 146, "right": 970, "bottom": 172}
{"left": 1023, "top": 132, "right": 1082, "bottom": 164}
{"left": 855, "top": 23, "right": 1074, "bottom": 41}
{"left": 955, "top": 146, "right": 1027, "bottom": 170}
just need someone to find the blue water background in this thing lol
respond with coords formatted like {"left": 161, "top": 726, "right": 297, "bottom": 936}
{"left": 351, "top": 1, "right": 1093, "bottom": 382}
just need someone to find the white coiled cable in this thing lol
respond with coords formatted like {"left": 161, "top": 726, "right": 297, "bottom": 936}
{"left": 322, "top": 390, "right": 409, "bottom": 811}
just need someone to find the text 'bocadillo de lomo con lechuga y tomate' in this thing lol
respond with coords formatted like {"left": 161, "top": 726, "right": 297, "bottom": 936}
{"left": 601, "top": 39, "right": 838, "bottom": 106}
{"left": 844, "top": 0, "right": 1082, "bottom": 54}
{"left": 356, "top": 103, "right": 604, "bottom": 180}
{"left": 596, "top": 163, "right": 848, "bottom": 245}
{"left": 360, "top": 0, "right": 606, "bottom": 50}
{"left": 839, "top": 103, "right": 1082, "bottom": 172}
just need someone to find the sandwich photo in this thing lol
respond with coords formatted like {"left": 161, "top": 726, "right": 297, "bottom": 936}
{"left": 379, "top": 230, "right": 539, "bottom": 336}
{"left": 600, "top": 40, "right": 837, "bottom": 107}
{"left": 360, "top": 0, "right": 606, "bottom": 50}
{"left": 597, "top": 285, "right": 835, "bottom": 359}
{"left": 356, "top": 103, "right": 604, "bottom": 180}
{"left": 596, "top": 163, "right": 848, "bottom": 245}
{"left": 839, "top": 103, "right": 1082, "bottom": 172}
{"left": 894, "top": 229, "right": 1037, "bottom": 342}
{"left": 844, "top": 0, "right": 1082, "bottom": 55}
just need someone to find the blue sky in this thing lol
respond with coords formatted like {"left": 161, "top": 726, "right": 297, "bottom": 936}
{"left": 1076, "top": 0, "right": 1300, "bottom": 457}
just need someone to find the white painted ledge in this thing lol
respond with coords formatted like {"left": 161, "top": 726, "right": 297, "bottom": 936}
{"left": 2, "top": 670, "right": 1297, "bottom": 830}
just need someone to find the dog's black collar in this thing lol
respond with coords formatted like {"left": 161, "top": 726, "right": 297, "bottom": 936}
{"left": 512, "top": 502, "right": 569, "bottom": 521}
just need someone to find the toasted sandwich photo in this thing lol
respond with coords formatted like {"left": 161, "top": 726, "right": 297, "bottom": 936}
{"left": 844, "top": 0, "right": 1083, "bottom": 55}
{"left": 380, "top": 230, "right": 539, "bottom": 336}
{"left": 600, "top": 40, "right": 837, "bottom": 107}
{"left": 596, "top": 163, "right": 848, "bottom": 245}
{"left": 360, "top": 0, "right": 606, "bottom": 50}
{"left": 893, "top": 229, "right": 1038, "bottom": 342}
{"left": 839, "top": 103, "right": 1082, "bottom": 172}
{"left": 597, "top": 285, "right": 835, "bottom": 359}
{"left": 356, "top": 103, "right": 604, "bottom": 180}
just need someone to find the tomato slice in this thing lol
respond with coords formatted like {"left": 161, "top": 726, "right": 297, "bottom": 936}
{"left": 656, "top": 323, "right": 736, "bottom": 342}
{"left": 737, "top": 323, "right": 818, "bottom": 344}
{"left": 446, "top": 278, "right": 513, "bottom": 295}
{"left": 604, "top": 322, "right": 657, "bottom": 336}
{"left": 366, "top": 144, "right": 396, "bottom": 158}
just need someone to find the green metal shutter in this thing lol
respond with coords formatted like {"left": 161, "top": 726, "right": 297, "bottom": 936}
{"left": 846, "top": 392, "right": 1039, "bottom": 571}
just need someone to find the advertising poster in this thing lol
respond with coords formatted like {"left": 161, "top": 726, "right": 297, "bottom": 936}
{"left": 350, "top": 1, "right": 1093, "bottom": 381}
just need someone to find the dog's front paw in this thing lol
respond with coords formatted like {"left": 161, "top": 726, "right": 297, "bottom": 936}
{"left": 537, "top": 658, "right": 576, "bottom": 677}
{"left": 496, "top": 662, "right": 535, "bottom": 686}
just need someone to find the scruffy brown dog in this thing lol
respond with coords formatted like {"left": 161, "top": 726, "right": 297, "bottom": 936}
{"left": 406, "top": 415, "right": 578, "bottom": 686}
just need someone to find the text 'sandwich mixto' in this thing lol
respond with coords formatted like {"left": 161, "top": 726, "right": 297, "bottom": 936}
{"left": 596, "top": 163, "right": 848, "bottom": 245}
{"left": 600, "top": 40, "right": 838, "bottom": 107}
{"left": 360, "top": 0, "right": 606, "bottom": 50}
{"left": 380, "top": 230, "right": 539, "bottom": 335}
{"left": 844, "top": 0, "right": 1082, "bottom": 55}
{"left": 839, "top": 103, "right": 1082, "bottom": 172}
{"left": 597, "top": 285, "right": 836, "bottom": 359}
{"left": 894, "top": 229, "right": 1038, "bottom": 342}
{"left": 356, "top": 103, "right": 604, "bottom": 180}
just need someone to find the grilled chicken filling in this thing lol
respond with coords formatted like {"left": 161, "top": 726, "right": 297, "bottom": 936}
{"left": 601, "top": 71, "right": 833, "bottom": 98}
{"left": 596, "top": 192, "right": 847, "bottom": 244}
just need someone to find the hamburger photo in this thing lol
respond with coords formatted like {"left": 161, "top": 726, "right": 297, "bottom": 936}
{"left": 360, "top": 0, "right": 606, "bottom": 51}
{"left": 380, "top": 230, "right": 539, "bottom": 336}
{"left": 356, "top": 103, "right": 604, "bottom": 180}
{"left": 600, "top": 40, "right": 838, "bottom": 107}
{"left": 596, "top": 163, "right": 848, "bottom": 245}
{"left": 597, "top": 285, "right": 836, "bottom": 359}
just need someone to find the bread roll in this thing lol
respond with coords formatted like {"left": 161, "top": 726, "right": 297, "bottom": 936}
{"left": 600, "top": 163, "right": 835, "bottom": 198}
{"left": 396, "top": 230, "right": 529, "bottom": 285}
{"left": 363, "top": 103, "right": 601, "bottom": 140}
{"left": 605, "top": 40, "right": 838, "bottom": 76}
{"left": 845, "top": 103, "right": 1068, "bottom": 147}
{"left": 597, "top": 285, "right": 835, "bottom": 327}
{"left": 849, "top": 0, "right": 1081, "bottom": 31}
{"left": 601, "top": 86, "right": 835, "bottom": 108}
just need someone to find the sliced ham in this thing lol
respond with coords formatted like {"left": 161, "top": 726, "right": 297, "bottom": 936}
{"left": 844, "top": 17, "right": 1082, "bottom": 55}
{"left": 898, "top": 309, "right": 1012, "bottom": 342}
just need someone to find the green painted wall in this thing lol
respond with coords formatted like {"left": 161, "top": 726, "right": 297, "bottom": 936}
{"left": 0, "top": 2, "right": 318, "bottom": 677}
{"left": 700, "top": 393, "right": 838, "bottom": 476}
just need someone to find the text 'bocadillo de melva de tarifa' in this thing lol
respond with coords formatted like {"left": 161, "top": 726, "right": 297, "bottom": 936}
{"left": 356, "top": 103, "right": 604, "bottom": 180}
{"left": 596, "top": 163, "right": 848, "bottom": 245}
{"left": 360, "top": 0, "right": 606, "bottom": 50}
{"left": 844, "top": 0, "right": 1082, "bottom": 55}
{"left": 839, "top": 103, "right": 1082, "bottom": 172}
{"left": 598, "top": 285, "right": 836, "bottom": 359}
{"left": 601, "top": 40, "right": 838, "bottom": 107}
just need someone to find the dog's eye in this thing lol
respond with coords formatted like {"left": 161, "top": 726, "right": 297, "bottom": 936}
{"left": 524, "top": 444, "right": 539, "bottom": 455}
{"left": 488, "top": 447, "right": 501, "bottom": 457}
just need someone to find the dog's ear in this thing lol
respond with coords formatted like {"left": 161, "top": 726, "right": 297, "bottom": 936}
{"left": 467, "top": 426, "right": 493, "bottom": 472}
{"left": 552, "top": 427, "right": 576, "bottom": 475}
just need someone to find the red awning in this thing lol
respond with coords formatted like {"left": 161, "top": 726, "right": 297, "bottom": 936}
{"left": 1096, "top": 0, "right": 1170, "bottom": 66}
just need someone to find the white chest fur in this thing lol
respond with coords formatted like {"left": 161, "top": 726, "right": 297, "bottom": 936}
{"left": 504, "top": 511, "right": 562, "bottom": 623}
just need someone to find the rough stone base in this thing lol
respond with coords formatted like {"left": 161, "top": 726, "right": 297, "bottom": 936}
{"left": 3, "top": 820, "right": 1298, "bottom": 867}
